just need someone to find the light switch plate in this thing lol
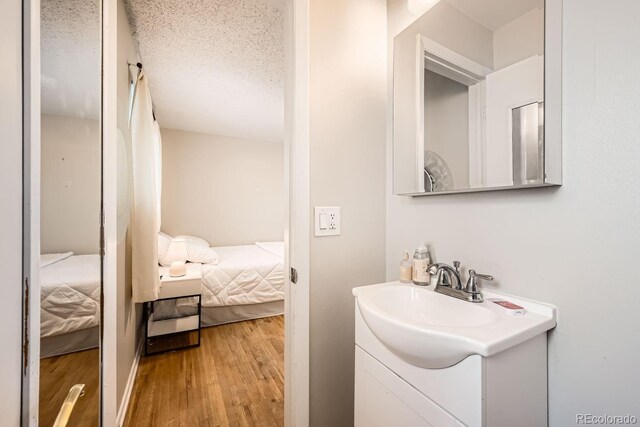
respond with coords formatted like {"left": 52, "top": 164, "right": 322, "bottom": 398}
{"left": 314, "top": 207, "right": 340, "bottom": 236}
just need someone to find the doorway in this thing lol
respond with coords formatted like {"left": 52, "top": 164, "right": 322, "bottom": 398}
{"left": 105, "top": 2, "right": 308, "bottom": 426}
{"left": 22, "top": 0, "right": 311, "bottom": 425}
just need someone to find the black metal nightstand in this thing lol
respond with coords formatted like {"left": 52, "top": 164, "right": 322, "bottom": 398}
{"left": 144, "top": 265, "right": 202, "bottom": 355}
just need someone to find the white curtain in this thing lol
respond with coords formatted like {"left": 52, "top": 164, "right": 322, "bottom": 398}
{"left": 131, "top": 71, "right": 161, "bottom": 302}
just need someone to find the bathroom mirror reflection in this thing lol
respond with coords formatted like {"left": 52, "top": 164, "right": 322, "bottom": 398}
{"left": 39, "top": 0, "right": 102, "bottom": 424}
{"left": 393, "top": 0, "right": 561, "bottom": 195}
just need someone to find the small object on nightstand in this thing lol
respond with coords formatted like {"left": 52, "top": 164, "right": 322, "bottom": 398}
{"left": 166, "top": 238, "right": 189, "bottom": 277}
{"left": 169, "top": 260, "right": 186, "bottom": 277}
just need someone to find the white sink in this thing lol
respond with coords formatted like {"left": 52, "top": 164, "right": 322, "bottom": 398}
{"left": 353, "top": 282, "right": 556, "bottom": 368}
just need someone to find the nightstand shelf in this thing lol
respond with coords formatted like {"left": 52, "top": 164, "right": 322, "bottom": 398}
{"left": 144, "top": 264, "right": 202, "bottom": 356}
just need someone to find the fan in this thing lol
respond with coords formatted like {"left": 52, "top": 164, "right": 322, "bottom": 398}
{"left": 424, "top": 150, "right": 453, "bottom": 192}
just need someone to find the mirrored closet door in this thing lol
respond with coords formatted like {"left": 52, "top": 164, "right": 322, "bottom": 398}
{"left": 39, "top": 0, "right": 102, "bottom": 424}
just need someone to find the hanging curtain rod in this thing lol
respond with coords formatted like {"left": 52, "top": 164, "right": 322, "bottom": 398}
{"left": 127, "top": 61, "right": 157, "bottom": 123}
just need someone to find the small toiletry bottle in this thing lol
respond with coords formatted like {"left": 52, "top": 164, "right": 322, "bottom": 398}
{"left": 412, "top": 244, "right": 431, "bottom": 286}
{"left": 399, "top": 250, "right": 413, "bottom": 283}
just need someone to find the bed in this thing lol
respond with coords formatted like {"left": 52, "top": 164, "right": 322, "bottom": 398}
{"left": 40, "top": 253, "right": 100, "bottom": 357}
{"left": 156, "top": 242, "right": 285, "bottom": 326}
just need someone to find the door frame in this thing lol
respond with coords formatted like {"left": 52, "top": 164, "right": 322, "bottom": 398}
{"left": 21, "top": 0, "right": 109, "bottom": 423}
{"left": 22, "top": 0, "right": 41, "bottom": 424}
{"left": 102, "top": 0, "right": 118, "bottom": 424}
{"left": 100, "top": 0, "right": 311, "bottom": 425}
{"left": 284, "top": 0, "right": 311, "bottom": 426}
{"left": 21, "top": 0, "right": 313, "bottom": 423}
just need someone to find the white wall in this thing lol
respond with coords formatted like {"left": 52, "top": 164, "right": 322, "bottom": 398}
{"left": 116, "top": 0, "right": 142, "bottom": 415}
{"left": 308, "top": 0, "right": 387, "bottom": 425}
{"left": 0, "top": 0, "right": 24, "bottom": 423}
{"left": 160, "top": 128, "right": 285, "bottom": 246}
{"left": 493, "top": 7, "right": 544, "bottom": 71}
{"left": 387, "top": 0, "right": 640, "bottom": 425}
{"left": 484, "top": 55, "right": 544, "bottom": 186}
{"left": 41, "top": 114, "right": 101, "bottom": 254}
{"left": 424, "top": 69, "right": 470, "bottom": 189}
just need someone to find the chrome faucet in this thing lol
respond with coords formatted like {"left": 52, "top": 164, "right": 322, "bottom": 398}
{"left": 427, "top": 263, "right": 462, "bottom": 290}
{"left": 427, "top": 261, "right": 493, "bottom": 303}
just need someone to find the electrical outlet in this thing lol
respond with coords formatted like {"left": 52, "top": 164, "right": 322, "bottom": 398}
{"left": 314, "top": 207, "right": 340, "bottom": 236}
{"left": 327, "top": 212, "right": 337, "bottom": 230}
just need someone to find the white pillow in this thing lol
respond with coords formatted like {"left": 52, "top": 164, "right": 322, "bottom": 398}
{"left": 187, "top": 245, "right": 219, "bottom": 264}
{"left": 158, "top": 232, "right": 173, "bottom": 266}
{"left": 174, "top": 235, "right": 210, "bottom": 248}
{"left": 173, "top": 235, "right": 219, "bottom": 265}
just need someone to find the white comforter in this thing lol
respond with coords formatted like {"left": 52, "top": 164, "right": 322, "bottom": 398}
{"left": 201, "top": 243, "right": 285, "bottom": 307}
{"left": 40, "top": 254, "right": 100, "bottom": 338}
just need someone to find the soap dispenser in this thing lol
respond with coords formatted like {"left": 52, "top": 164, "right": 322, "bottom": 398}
{"left": 399, "top": 250, "right": 413, "bottom": 283}
{"left": 412, "top": 244, "right": 431, "bottom": 286}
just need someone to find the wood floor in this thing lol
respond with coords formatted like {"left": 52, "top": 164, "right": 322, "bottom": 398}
{"left": 125, "top": 315, "right": 285, "bottom": 427}
{"left": 39, "top": 348, "right": 100, "bottom": 427}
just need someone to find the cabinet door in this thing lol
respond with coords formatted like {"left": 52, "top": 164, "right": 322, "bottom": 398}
{"left": 355, "top": 347, "right": 458, "bottom": 427}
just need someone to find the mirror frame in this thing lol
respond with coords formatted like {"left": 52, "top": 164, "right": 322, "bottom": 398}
{"left": 392, "top": 0, "right": 562, "bottom": 196}
{"left": 21, "top": 0, "right": 106, "bottom": 423}
{"left": 22, "top": 0, "right": 40, "bottom": 423}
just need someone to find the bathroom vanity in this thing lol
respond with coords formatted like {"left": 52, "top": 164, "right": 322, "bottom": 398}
{"left": 353, "top": 282, "right": 556, "bottom": 427}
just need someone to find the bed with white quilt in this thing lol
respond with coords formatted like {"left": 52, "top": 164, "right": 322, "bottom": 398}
{"left": 156, "top": 240, "right": 285, "bottom": 326}
{"left": 40, "top": 252, "right": 100, "bottom": 357}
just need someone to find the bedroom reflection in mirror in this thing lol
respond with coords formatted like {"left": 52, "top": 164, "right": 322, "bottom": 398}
{"left": 39, "top": 0, "right": 102, "bottom": 424}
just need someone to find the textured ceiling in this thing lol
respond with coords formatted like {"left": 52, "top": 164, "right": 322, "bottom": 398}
{"left": 445, "top": 0, "right": 543, "bottom": 31}
{"left": 124, "top": 0, "right": 285, "bottom": 143}
{"left": 41, "top": 0, "right": 101, "bottom": 119}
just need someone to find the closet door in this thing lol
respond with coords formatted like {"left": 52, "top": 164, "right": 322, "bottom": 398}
{"left": 34, "top": 0, "right": 103, "bottom": 424}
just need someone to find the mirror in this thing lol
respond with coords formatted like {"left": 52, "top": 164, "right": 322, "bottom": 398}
{"left": 393, "top": 0, "right": 561, "bottom": 195}
{"left": 39, "top": 0, "right": 102, "bottom": 424}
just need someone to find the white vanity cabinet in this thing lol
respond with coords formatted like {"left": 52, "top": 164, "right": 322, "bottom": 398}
{"left": 354, "top": 303, "right": 550, "bottom": 427}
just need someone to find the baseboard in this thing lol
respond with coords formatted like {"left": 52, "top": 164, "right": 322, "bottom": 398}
{"left": 116, "top": 338, "right": 143, "bottom": 427}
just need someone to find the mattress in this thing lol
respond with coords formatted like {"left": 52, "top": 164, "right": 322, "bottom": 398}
{"left": 201, "top": 244, "right": 285, "bottom": 307}
{"left": 40, "top": 326, "right": 99, "bottom": 358}
{"left": 158, "top": 243, "right": 285, "bottom": 309}
{"left": 255, "top": 241, "right": 285, "bottom": 258}
{"left": 201, "top": 300, "right": 284, "bottom": 327}
{"left": 40, "top": 254, "right": 101, "bottom": 338}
